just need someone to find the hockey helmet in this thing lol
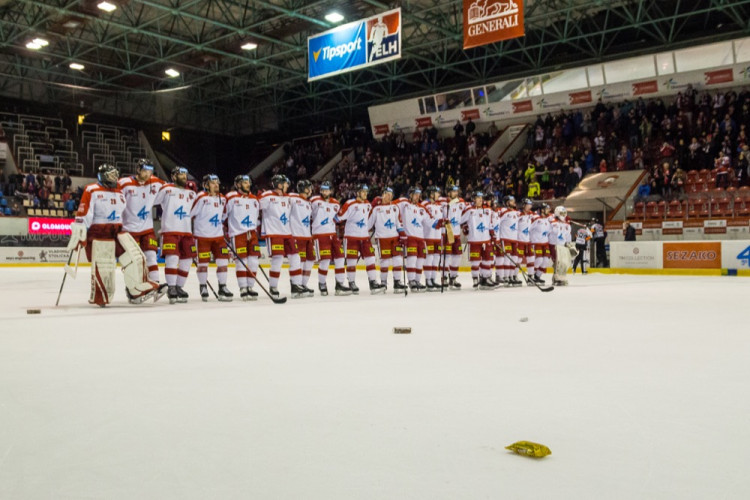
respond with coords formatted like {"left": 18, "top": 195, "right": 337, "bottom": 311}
{"left": 320, "top": 181, "right": 332, "bottom": 191}
{"left": 297, "top": 179, "right": 312, "bottom": 193}
{"left": 171, "top": 166, "right": 188, "bottom": 182}
{"left": 136, "top": 158, "right": 154, "bottom": 171}
{"left": 271, "top": 174, "right": 289, "bottom": 190}
{"left": 522, "top": 198, "right": 533, "bottom": 207}
{"left": 408, "top": 187, "right": 422, "bottom": 198}
{"left": 355, "top": 183, "right": 369, "bottom": 193}
{"left": 503, "top": 194, "right": 516, "bottom": 206}
{"left": 97, "top": 163, "right": 119, "bottom": 188}
{"left": 202, "top": 174, "right": 220, "bottom": 191}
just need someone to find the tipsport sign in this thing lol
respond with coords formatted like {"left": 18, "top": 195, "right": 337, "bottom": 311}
{"left": 308, "top": 9, "right": 401, "bottom": 81}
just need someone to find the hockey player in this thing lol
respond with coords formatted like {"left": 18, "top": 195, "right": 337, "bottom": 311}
{"left": 460, "top": 191, "right": 495, "bottom": 290}
{"left": 443, "top": 185, "right": 465, "bottom": 290}
{"left": 550, "top": 205, "right": 575, "bottom": 286}
{"left": 496, "top": 195, "right": 522, "bottom": 286}
{"left": 117, "top": 158, "right": 165, "bottom": 289}
{"left": 368, "top": 187, "right": 407, "bottom": 293}
{"left": 517, "top": 198, "right": 535, "bottom": 284}
{"left": 154, "top": 166, "right": 198, "bottom": 303}
{"left": 396, "top": 187, "right": 430, "bottom": 292}
{"left": 67, "top": 164, "right": 159, "bottom": 306}
{"left": 422, "top": 186, "right": 444, "bottom": 291}
{"left": 191, "top": 174, "right": 232, "bottom": 302}
{"left": 336, "top": 184, "right": 385, "bottom": 294}
{"left": 289, "top": 179, "right": 315, "bottom": 297}
{"left": 572, "top": 223, "right": 593, "bottom": 274}
{"left": 259, "top": 174, "right": 304, "bottom": 298}
{"left": 529, "top": 203, "right": 552, "bottom": 284}
{"left": 310, "top": 182, "right": 350, "bottom": 296}
{"left": 224, "top": 174, "right": 260, "bottom": 301}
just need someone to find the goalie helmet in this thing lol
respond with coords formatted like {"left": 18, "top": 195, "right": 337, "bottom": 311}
{"left": 554, "top": 205, "right": 567, "bottom": 220}
{"left": 136, "top": 158, "right": 155, "bottom": 171}
{"left": 271, "top": 174, "right": 289, "bottom": 190}
{"left": 297, "top": 179, "right": 312, "bottom": 193}
{"left": 97, "top": 164, "right": 119, "bottom": 188}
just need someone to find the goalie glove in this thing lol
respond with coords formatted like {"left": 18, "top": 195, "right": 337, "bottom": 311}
{"left": 566, "top": 241, "right": 579, "bottom": 258}
{"left": 67, "top": 222, "right": 87, "bottom": 251}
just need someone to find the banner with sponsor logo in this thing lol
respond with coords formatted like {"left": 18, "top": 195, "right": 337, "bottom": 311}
{"left": 28, "top": 217, "right": 74, "bottom": 236}
{"left": 463, "top": 0, "right": 524, "bottom": 49}
{"left": 460, "top": 109, "right": 480, "bottom": 121}
{"left": 0, "top": 246, "right": 86, "bottom": 264}
{"left": 373, "top": 124, "right": 390, "bottom": 135}
{"left": 663, "top": 242, "right": 721, "bottom": 269}
{"left": 308, "top": 9, "right": 401, "bottom": 81}
{"left": 609, "top": 241, "right": 663, "bottom": 269}
{"left": 721, "top": 241, "right": 750, "bottom": 269}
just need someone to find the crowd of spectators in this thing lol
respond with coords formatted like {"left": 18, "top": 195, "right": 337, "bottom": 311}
{"left": 0, "top": 166, "right": 79, "bottom": 216}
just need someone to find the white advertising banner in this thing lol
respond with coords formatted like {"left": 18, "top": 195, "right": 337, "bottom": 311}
{"left": 609, "top": 241, "right": 663, "bottom": 269}
{"left": 721, "top": 240, "right": 750, "bottom": 269}
{"left": 0, "top": 246, "right": 87, "bottom": 264}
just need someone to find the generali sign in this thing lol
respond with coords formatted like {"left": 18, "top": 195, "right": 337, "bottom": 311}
{"left": 463, "top": 0, "right": 524, "bottom": 50}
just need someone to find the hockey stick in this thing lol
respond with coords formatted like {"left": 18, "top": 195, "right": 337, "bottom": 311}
{"left": 64, "top": 246, "right": 82, "bottom": 278}
{"left": 192, "top": 258, "right": 219, "bottom": 299}
{"left": 55, "top": 247, "right": 77, "bottom": 306}
{"left": 497, "top": 242, "right": 554, "bottom": 293}
{"left": 401, "top": 242, "right": 408, "bottom": 297}
{"left": 224, "top": 236, "right": 287, "bottom": 304}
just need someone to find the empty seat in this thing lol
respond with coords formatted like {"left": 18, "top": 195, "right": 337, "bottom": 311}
{"left": 686, "top": 170, "right": 699, "bottom": 184}
{"left": 666, "top": 200, "right": 683, "bottom": 218}
{"left": 645, "top": 201, "right": 658, "bottom": 219}
{"left": 735, "top": 197, "right": 750, "bottom": 217}
{"left": 631, "top": 202, "right": 645, "bottom": 219}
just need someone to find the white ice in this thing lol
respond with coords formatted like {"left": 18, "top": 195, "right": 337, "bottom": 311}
{"left": 1, "top": 267, "right": 749, "bottom": 499}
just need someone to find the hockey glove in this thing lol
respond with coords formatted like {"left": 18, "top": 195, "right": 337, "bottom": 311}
{"left": 67, "top": 222, "right": 87, "bottom": 251}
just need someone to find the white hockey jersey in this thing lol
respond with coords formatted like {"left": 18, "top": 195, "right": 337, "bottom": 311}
{"left": 336, "top": 199, "right": 372, "bottom": 238}
{"left": 399, "top": 202, "right": 432, "bottom": 238}
{"left": 444, "top": 198, "right": 466, "bottom": 234}
{"left": 460, "top": 205, "right": 491, "bottom": 243}
{"left": 422, "top": 201, "right": 444, "bottom": 240}
{"left": 259, "top": 191, "right": 292, "bottom": 237}
{"left": 530, "top": 215, "right": 552, "bottom": 244}
{"left": 117, "top": 176, "right": 165, "bottom": 233}
{"left": 75, "top": 183, "right": 126, "bottom": 228}
{"left": 190, "top": 192, "right": 227, "bottom": 238}
{"left": 518, "top": 211, "right": 534, "bottom": 243}
{"left": 224, "top": 191, "right": 260, "bottom": 238}
{"left": 497, "top": 207, "right": 520, "bottom": 242}
{"left": 368, "top": 203, "right": 403, "bottom": 238}
{"left": 154, "top": 183, "right": 197, "bottom": 235}
{"left": 309, "top": 195, "right": 340, "bottom": 236}
{"left": 288, "top": 193, "right": 312, "bottom": 238}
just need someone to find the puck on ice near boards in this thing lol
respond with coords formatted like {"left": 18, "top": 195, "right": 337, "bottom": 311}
{"left": 27, "top": 309, "right": 41, "bottom": 314}
{"left": 393, "top": 327, "right": 412, "bottom": 334}
{"left": 519, "top": 317, "right": 528, "bottom": 322}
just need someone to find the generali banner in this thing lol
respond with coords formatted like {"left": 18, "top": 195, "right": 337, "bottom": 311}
{"left": 463, "top": 0, "right": 524, "bottom": 49}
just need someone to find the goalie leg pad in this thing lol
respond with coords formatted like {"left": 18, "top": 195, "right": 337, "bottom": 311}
{"left": 555, "top": 244, "right": 572, "bottom": 282}
{"left": 117, "top": 232, "right": 158, "bottom": 303}
{"left": 90, "top": 239, "right": 116, "bottom": 306}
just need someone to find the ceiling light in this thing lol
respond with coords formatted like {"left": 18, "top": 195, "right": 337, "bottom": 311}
{"left": 63, "top": 20, "right": 82, "bottom": 29}
{"left": 26, "top": 41, "right": 42, "bottom": 50}
{"left": 69, "top": 63, "right": 85, "bottom": 71}
{"left": 32, "top": 38, "right": 49, "bottom": 47}
{"left": 165, "top": 68, "right": 180, "bottom": 78}
{"left": 97, "top": 1, "right": 117, "bottom": 13}
{"left": 241, "top": 42, "right": 258, "bottom": 51}
{"left": 325, "top": 12, "right": 344, "bottom": 23}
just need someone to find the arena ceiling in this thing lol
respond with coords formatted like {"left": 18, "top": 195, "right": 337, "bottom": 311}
{"left": 0, "top": 0, "right": 749, "bottom": 135}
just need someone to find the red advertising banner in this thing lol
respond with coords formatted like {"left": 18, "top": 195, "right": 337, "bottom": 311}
{"left": 415, "top": 117, "right": 433, "bottom": 128}
{"left": 512, "top": 99, "right": 533, "bottom": 114}
{"left": 373, "top": 124, "right": 390, "bottom": 135}
{"left": 705, "top": 68, "right": 734, "bottom": 85}
{"left": 461, "top": 108, "right": 480, "bottom": 121}
{"left": 632, "top": 80, "right": 658, "bottom": 96}
{"left": 568, "top": 90, "right": 592, "bottom": 105}
{"left": 663, "top": 242, "right": 721, "bottom": 269}
{"left": 463, "top": 0, "right": 525, "bottom": 50}
{"left": 28, "top": 217, "right": 74, "bottom": 235}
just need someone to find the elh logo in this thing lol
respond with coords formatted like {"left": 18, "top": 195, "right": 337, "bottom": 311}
{"left": 366, "top": 11, "right": 400, "bottom": 63}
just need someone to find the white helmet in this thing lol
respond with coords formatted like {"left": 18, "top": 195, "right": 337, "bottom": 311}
{"left": 554, "top": 205, "right": 567, "bottom": 220}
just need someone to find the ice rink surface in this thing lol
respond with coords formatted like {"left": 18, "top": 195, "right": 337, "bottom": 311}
{"left": 1, "top": 267, "right": 749, "bottom": 499}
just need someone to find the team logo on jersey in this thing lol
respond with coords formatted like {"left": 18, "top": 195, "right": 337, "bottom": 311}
{"left": 411, "top": 218, "right": 421, "bottom": 228}
{"left": 356, "top": 219, "right": 366, "bottom": 228}
{"left": 510, "top": 223, "right": 516, "bottom": 231}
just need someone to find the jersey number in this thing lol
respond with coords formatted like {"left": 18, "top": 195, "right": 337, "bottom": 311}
{"left": 384, "top": 219, "right": 395, "bottom": 229}
{"left": 241, "top": 215, "right": 252, "bottom": 227}
{"left": 302, "top": 216, "right": 310, "bottom": 227}
{"left": 280, "top": 213, "right": 288, "bottom": 225}
{"left": 174, "top": 206, "right": 187, "bottom": 220}
{"left": 209, "top": 214, "right": 220, "bottom": 227}
{"left": 106, "top": 210, "right": 118, "bottom": 221}
{"left": 476, "top": 222, "right": 486, "bottom": 232}
{"left": 137, "top": 206, "right": 149, "bottom": 220}
{"left": 320, "top": 217, "right": 329, "bottom": 226}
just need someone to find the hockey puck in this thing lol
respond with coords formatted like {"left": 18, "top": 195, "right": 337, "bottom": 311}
{"left": 519, "top": 317, "right": 529, "bottom": 322}
{"left": 27, "top": 309, "right": 41, "bottom": 315}
{"left": 393, "top": 327, "right": 412, "bottom": 334}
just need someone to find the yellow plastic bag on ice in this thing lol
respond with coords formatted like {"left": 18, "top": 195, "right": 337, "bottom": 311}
{"left": 505, "top": 441, "right": 551, "bottom": 458}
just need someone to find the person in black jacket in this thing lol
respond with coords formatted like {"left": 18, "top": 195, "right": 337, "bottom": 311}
{"left": 623, "top": 221, "right": 636, "bottom": 241}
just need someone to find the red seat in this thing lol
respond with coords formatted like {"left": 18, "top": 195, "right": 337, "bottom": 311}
{"left": 687, "top": 183, "right": 699, "bottom": 194}
{"left": 698, "top": 169, "right": 710, "bottom": 181}
{"left": 735, "top": 197, "right": 750, "bottom": 216}
{"left": 666, "top": 200, "right": 684, "bottom": 218}
{"left": 656, "top": 200, "right": 667, "bottom": 218}
{"left": 631, "top": 201, "right": 645, "bottom": 219}
{"left": 687, "top": 170, "right": 699, "bottom": 184}
{"left": 717, "top": 199, "right": 732, "bottom": 217}
{"left": 697, "top": 197, "right": 710, "bottom": 218}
